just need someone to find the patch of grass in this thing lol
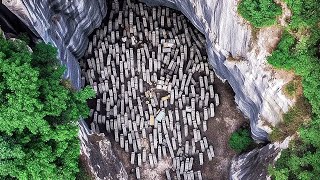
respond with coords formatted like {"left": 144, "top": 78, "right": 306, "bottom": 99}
{"left": 283, "top": 77, "right": 301, "bottom": 98}
{"left": 269, "top": 97, "right": 311, "bottom": 142}
{"left": 284, "top": 81, "right": 297, "bottom": 96}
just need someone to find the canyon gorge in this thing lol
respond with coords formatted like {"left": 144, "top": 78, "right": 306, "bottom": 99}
{"left": 3, "top": 0, "right": 294, "bottom": 179}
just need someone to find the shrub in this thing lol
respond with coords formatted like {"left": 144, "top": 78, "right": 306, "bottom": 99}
{"left": 238, "top": 0, "right": 282, "bottom": 28}
{"left": 284, "top": 79, "right": 299, "bottom": 97}
{"left": 17, "top": 32, "right": 30, "bottom": 44}
{"left": 229, "top": 128, "right": 254, "bottom": 153}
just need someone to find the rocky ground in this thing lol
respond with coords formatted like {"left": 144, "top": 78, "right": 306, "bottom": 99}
{"left": 104, "top": 78, "right": 247, "bottom": 180}
{"left": 81, "top": 0, "right": 248, "bottom": 179}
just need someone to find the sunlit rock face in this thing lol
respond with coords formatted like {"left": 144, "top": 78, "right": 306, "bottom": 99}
{"left": 3, "top": 0, "right": 108, "bottom": 89}
{"left": 230, "top": 137, "right": 291, "bottom": 180}
{"left": 230, "top": 144, "right": 280, "bottom": 180}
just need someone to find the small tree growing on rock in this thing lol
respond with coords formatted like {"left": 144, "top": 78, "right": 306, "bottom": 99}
{"left": 229, "top": 128, "right": 254, "bottom": 153}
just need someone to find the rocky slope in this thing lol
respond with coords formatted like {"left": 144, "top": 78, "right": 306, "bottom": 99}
{"left": 79, "top": 120, "right": 128, "bottom": 180}
{"left": 230, "top": 137, "right": 291, "bottom": 180}
{"left": 4, "top": 0, "right": 293, "bottom": 179}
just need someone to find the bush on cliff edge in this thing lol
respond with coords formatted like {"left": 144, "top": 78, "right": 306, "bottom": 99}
{"left": 229, "top": 128, "right": 254, "bottom": 153}
{"left": 238, "top": 0, "right": 282, "bottom": 28}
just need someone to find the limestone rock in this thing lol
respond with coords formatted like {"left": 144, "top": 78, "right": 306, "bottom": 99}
{"left": 79, "top": 120, "right": 128, "bottom": 180}
{"left": 230, "top": 137, "right": 291, "bottom": 179}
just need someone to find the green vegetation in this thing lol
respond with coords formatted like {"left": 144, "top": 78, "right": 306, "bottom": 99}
{"left": 238, "top": 0, "right": 320, "bottom": 179}
{"left": 229, "top": 128, "right": 254, "bottom": 153}
{"left": 17, "top": 33, "right": 30, "bottom": 45}
{"left": 238, "top": 0, "right": 320, "bottom": 178}
{"left": 0, "top": 37, "right": 95, "bottom": 179}
{"left": 269, "top": 97, "right": 311, "bottom": 142}
{"left": 284, "top": 79, "right": 298, "bottom": 97}
{"left": 238, "top": 0, "right": 282, "bottom": 28}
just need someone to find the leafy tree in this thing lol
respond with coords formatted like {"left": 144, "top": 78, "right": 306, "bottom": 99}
{"left": 229, "top": 128, "right": 254, "bottom": 153}
{"left": 267, "top": 31, "right": 296, "bottom": 69}
{"left": 17, "top": 32, "right": 30, "bottom": 44}
{"left": 238, "top": 0, "right": 282, "bottom": 27}
{"left": 284, "top": 0, "right": 320, "bottom": 29}
{"left": 0, "top": 37, "right": 95, "bottom": 179}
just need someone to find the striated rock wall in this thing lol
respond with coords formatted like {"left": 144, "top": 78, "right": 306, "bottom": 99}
{"left": 230, "top": 144, "right": 280, "bottom": 180}
{"left": 230, "top": 137, "right": 291, "bottom": 180}
{"left": 3, "top": 0, "right": 108, "bottom": 89}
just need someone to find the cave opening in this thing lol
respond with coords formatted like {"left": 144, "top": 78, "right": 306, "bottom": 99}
{"left": 78, "top": 0, "right": 248, "bottom": 179}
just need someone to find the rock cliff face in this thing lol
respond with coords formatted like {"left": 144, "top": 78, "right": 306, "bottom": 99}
{"left": 79, "top": 120, "right": 128, "bottom": 180}
{"left": 3, "top": 0, "right": 107, "bottom": 89}
{"left": 4, "top": 0, "right": 293, "bottom": 179}
{"left": 230, "top": 144, "right": 280, "bottom": 180}
{"left": 230, "top": 137, "right": 291, "bottom": 180}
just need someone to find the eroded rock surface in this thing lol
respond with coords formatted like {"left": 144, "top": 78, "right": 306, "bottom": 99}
{"left": 230, "top": 144, "right": 280, "bottom": 180}
{"left": 230, "top": 137, "right": 291, "bottom": 180}
{"left": 79, "top": 120, "right": 128, "bottom": 180}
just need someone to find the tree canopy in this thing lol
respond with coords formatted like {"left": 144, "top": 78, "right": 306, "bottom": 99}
{"left": 0, "top": 37, "right": 94, "bottom": 179}
{"left": 229, "top": 128, "right": 254, "bottom": 153}
{"left": 238, "top": 0, "right": 282, "bottom": 28}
